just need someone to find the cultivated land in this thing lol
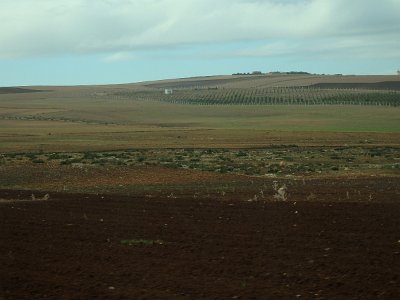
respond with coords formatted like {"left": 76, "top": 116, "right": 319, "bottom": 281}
{"left": 1, "top": 74, "right": 400, "bottom": 299}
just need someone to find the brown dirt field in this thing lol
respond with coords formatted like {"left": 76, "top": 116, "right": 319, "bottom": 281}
{"left": 1, "top": 181, "right": 400, "bottom": 300}
{"left": 0, "top": 164, "right": 248, "bottom": 194}
{"left": 1, "top": 159, "right": 399, "bottom": 200}
{"left": 1, "top": 130, "right": 400, "bottom": 153}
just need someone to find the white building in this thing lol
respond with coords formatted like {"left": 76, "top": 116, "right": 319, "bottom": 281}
{"left": 165, "top": 89, "right": 173, "bottom": 95}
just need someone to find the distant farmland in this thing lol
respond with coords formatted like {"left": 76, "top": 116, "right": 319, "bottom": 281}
{"left": 113, "top": 86, "right": 400, "bottom": 106}
{"left": 109, "top": 75, "right": 400, "bottom": 106}
{"left": 0, "top": 74, "right": 399, "bottom": 152}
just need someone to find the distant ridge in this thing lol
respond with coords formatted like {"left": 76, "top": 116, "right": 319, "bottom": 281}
{"left": 0, "top": 87, "right": 45, "bottom": 94}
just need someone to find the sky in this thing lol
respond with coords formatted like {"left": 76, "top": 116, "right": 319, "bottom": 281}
{"left": 1, "top": 0, "right": 400, "bottom": 86}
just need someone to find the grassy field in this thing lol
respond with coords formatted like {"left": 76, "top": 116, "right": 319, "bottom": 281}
{"left": 1, "top": 74, "right": 400, "bottom": 152}
{"left": 0, "top": 109, "right": 399, "bottom": 152}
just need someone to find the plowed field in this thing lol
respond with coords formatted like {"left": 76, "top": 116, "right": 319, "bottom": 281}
{"left": 1, "top": 185, "right": 400, "bottom": 299}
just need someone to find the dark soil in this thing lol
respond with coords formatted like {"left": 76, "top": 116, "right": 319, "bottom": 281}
{"left": 1, "top": 186, "right": 400, "bottom": 299}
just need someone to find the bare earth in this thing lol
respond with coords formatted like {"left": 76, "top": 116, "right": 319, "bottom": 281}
{"left": 1, "top": 177, "right": 400, "bottom": 300}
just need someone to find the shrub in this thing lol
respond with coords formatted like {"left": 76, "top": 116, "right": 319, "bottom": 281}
{"left": 32, "top": 159, "right": 45, "bottom": 164}
{"left": 236, "top": 151, "right": 247, "bottom": 157}
{"left": 272, "top": 181, "right": 288, "bottom": 201}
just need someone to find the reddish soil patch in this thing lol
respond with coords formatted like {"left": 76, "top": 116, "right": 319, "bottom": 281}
{"left": 1, "top": 188, "right": 400, "bottom": 299}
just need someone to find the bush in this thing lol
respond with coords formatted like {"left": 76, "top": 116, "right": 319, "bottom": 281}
{"left": 32, "top": 159, "right": 45, "bottom": 164}
{"left": 48, "top": 153, "right": 71, "bottom": 160}
{"left": 236, "top": 151, "right": 247, "bottom": 157}
{"left": 83, "top": 152, "right": 98, "bottom": 160}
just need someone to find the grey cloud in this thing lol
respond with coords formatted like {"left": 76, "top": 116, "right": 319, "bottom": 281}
{"left": 0, "top": 0, "right": 399, "bottom": 58}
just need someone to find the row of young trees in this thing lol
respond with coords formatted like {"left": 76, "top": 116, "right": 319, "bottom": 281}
{"left": 112, "top": 87, "right": 400, "bottom": 107}
{"left": 162, "top": 88, "right": 399, "bottom": 106}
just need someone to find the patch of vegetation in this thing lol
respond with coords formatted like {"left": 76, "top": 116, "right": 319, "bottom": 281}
{"left": 60, "top": 158, "right": 83, "bottom": 165}
{"left": 83, "top": 152, "right": 99, "bottom": 160}
{"left": 120, "top": 239, "right": 164, "bottom": 246}
{"left": 136, "top": 156, "right": 145, "bottom": 163}
{"left": 2, "top": 146, "right": 398, "bottom": 178}
{"left": 48, "top": 153, "right": 72, "bottom": 160}
{"left": 32, "top": 159, "right": 45, "bottom": 164}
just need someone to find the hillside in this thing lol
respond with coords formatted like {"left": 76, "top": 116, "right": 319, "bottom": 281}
{"left": 0, "top": 74, "right": 399, "bottom": 152}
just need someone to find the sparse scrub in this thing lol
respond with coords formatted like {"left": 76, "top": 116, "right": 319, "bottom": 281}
{"left": 31, "top": 193, "right": 50, "bottom": 201}
{"left": 48, "top": 153, "right": 72, "bottom": 160}
{"left": 61, "top": 158, "right": 82, "bottom": 165}
{"left": 273, "top": 181, "right": 288, "bottom": 201}
{"left": 136, "top": 156, "right": 145, "bottom": 163}
{"left": 32, "top": 158, "right": 45, "bottom": 164}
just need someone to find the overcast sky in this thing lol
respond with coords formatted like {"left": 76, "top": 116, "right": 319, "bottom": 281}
{"left": 1, "top": 0, "right": 400, "bottom": 86}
